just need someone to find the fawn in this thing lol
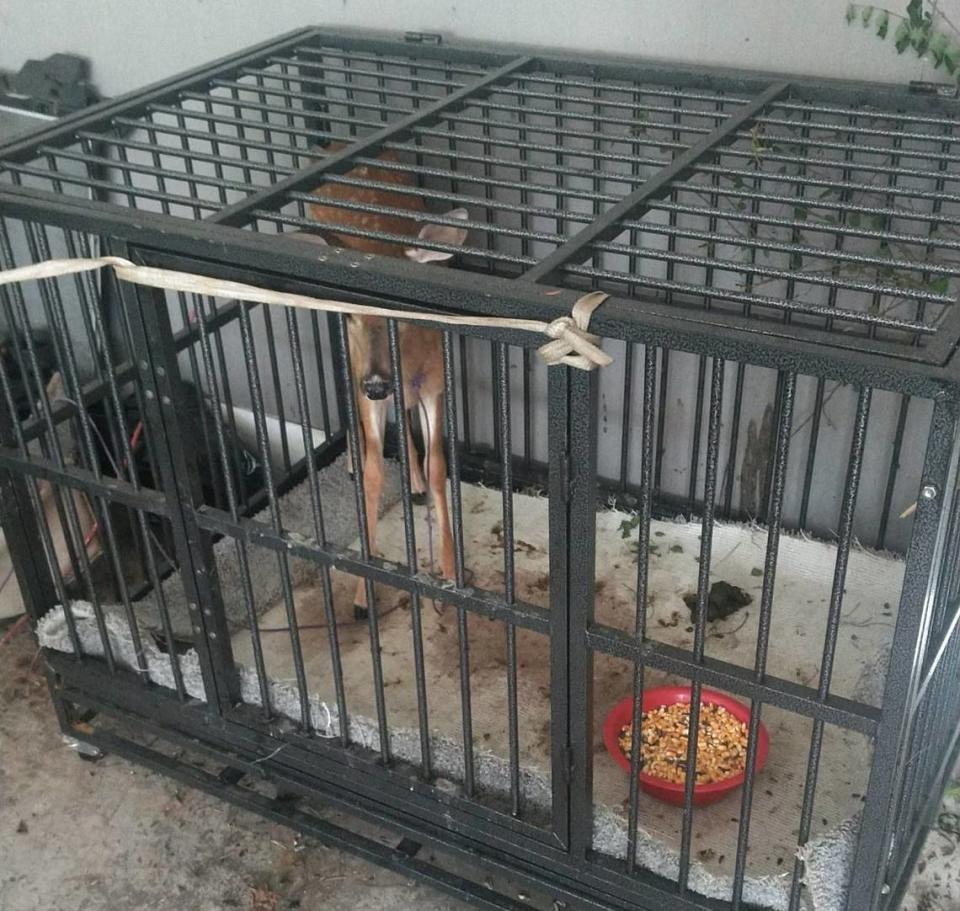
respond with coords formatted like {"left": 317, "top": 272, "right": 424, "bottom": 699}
{"left": 295, "top": 146, "right": 468, "bottom": 617}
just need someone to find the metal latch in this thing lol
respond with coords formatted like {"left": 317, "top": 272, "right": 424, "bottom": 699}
{"left": 404, "top": 31, "right": 443, "bottom": 45}
{"left": 908, "top": 80, "right": 959, "bottom": 97}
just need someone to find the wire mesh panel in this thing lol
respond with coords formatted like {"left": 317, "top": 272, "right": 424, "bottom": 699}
{"left": 2, "top": 28, "right": 960, "bottom": 911}
{"left": 563, "top": 99, "right": 960, "bottom": 347}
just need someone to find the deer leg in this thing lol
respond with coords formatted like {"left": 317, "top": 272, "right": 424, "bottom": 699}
{"left": 407, "top": 419, "right": 427, "bottom": 503}
{"left": 353, "top": 396, "right": 387, "bottom": 617}
{"left": 422, "top": 392, "right": 454, "bottom": 580}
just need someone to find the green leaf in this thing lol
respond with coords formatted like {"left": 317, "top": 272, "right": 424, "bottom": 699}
{"left": 930, "top": 31, "right": 948, "bottom": 66}
{"left": 944, "top": 45, "right": 960, "bottom": 74}
{"left": 733, "top": 175, "right": 744, "bottom": 189}
{"left": 795, "top": 205, "right": 808, "bottom": 221}
{"left": 895, "top": 21, "right": 912, "bottom": 53}
{"left": 848, "top": 212, "right": 862, "bottom": 228}
{"left": 872, "top": 215, "right": 887, "bottom": 231}
{"left": 861, "top": 5, "right": 874, "bottom": 26}
{"left": 907, "top": 0, "right": 924, "bottom": 28}
{"left": 876, "top": 10, "right": 889, "bottom": 38}
{"left": 846, "top": 3, "right": 858, "bottom": 24}
{"left": 930, "top": 276, "right": 950, "bottom": 295}
{"left": 790, "top": 252, "right": 804, "bottom": 270}
{"left": 912, "top": 25, "right": 930, "bottom": 57}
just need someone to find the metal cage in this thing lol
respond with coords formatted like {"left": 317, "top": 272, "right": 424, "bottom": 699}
{"left": 1, "top": 28, "right": 959, "bottom": 911}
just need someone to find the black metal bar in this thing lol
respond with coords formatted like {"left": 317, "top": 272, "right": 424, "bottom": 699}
{"left": 192, "top": 291, "right": 272, "bottom": 717}
{"left": 334, "top": 313, "right": 390, "bottom": 762}
{"left": 219, "top": 74, "right": 409, "bottom": 118}
{"left": 565, "top": 263, "right": 934, "bottom": 335}
{"left": 29, "top": 221, "right": 148, "bottom": 670}
{"left": 234, "top": 293, "right": 312, "bottom": 728}
{"left": 1, "top": 220, "right": 116, "bottom": 668}
{"left": 643, "top": 197, "right": 960, "bottom": 252}
{"left": 0, "top": 28, "right": 319, "bottom": 164}
{"left": 365, "top": 146, "right": 645, "bottom": 202}
{"left": 0, "top": 388, "right": 60, "bottom": 625}
{"left": 387, "top": 318, "right": 432, "bottom": 778}
{"left": 207, "top": 55, "right": 534, "bottom": 227}
{"left": 285, "top": 44, "right": 489, "bottom": 76}
{"left": 283, "top": 301, "right": 347, "bottom": 737}
{"left": 847, "top": 394, "right": 960, "bottom": 911}
{"left": 1, "top": 185, "right": 955, "bottom": 392}
{"left": 410, "top": 122, "right": 681, "bottom": 168}
{"left": 48, "top": 644, "right": 762, "bottom": 911}
{"left": 788, "top": 385, "right": 871, "bottom": 911}
{"left": 547, "top": 366, "right": 571, "bottom": 849}
{"left": 626, "top": 344, "right": 657, "bottom": 873}
{"left": 878, "top": 396, "right": 911, "bottom": 550}
{"left": 263, "top": 55, "right": 468, "bottom": 92}
{"left": 440, "top": 331, "right": 476, "bottom": 795}
{"left": 204, "top": 527, "right": 540, "bottom": 668}
{"left": 558, "top": 364, "right": 600, "bottom": 860}
{"left": 730, "top": 370, "right": 796, "bottom": 909}
{"left": 673, "top": 178, "right": 960, "bottom": 228}
{"left": 84, "top": 733, "right": 531, "bottom": 911}
{"left": 521, "top": 82, "right": 789, "bottom": 283}
{"left": 585, "top": 240, "right": 954, "bottom": 305}
{"left": 116, "top": 262, "right": 239, "bottom": 710}
{"left": 604, "top": 221, "right": 957, "bottom": 279}
{"left": 678, "top": 356, "right": 724, "bottom": 894}
{"left": 287, "top": 173, "right": 596, "bottom": 225}
{"left": 495, "top": 344, "right": 521, "bottom": 816}
{"left": 586, "top": 624, "right": 879, "bottom": 736}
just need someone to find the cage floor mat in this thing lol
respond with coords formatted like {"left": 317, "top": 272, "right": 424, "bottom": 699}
{"left": 37, "top": 473, "right": 903, "bottom": 911}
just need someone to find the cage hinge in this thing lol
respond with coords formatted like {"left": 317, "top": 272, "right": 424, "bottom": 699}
{"left": 404, "top": 31, "right": 443, "bottom": 45}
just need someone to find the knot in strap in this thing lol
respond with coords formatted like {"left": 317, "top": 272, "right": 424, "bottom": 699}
{"left": 537, "top": 291, "right": 612, "bottom": 370}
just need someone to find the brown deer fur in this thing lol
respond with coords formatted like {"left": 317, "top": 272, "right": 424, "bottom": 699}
{"left": 303, "top": 146, "right": 467, "bottom": 615}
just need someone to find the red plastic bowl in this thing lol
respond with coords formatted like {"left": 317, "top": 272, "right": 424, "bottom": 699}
{"left": 603, "top": 686, "right": 769, "bottom": 807}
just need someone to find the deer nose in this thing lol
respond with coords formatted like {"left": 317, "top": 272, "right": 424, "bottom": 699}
{"left": 362, "top": 375, "right": 391, "bottom": 400}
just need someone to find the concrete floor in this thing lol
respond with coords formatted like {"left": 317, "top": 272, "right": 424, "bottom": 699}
{"left": 1, "top": 619, "right": 958, "bottom": 911}
{"left": 0, "top": 624, "right": 470, "bottom": 911}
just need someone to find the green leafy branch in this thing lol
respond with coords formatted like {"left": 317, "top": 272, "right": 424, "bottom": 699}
{"left": 847, "top": 1, "right": 960, "bottom": 85}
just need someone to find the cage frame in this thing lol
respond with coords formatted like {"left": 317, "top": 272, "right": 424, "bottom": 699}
{"left": 1, "top": 26, "right": 959, "bottom": 911}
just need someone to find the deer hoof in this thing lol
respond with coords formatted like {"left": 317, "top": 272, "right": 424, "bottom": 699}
{"left": 410, "top": 491, "right": 428, "bottom": 506}
{"left": 353, "top": 603, "right": 369, "bottom": 622}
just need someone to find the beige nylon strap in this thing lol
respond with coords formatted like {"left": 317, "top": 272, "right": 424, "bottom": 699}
{"left": 537, "top": 290, "right": 610, "bottom": 370}
{"left": 0, "top": 256, "right": 613, "bottom": 371}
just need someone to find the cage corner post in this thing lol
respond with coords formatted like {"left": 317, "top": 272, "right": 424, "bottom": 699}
{"left": 549, "top": 360, "right": 600, "bottom": 858}
{"left": 109, "top": 242, "right": 241, "bottom": 715}
{"left": 845, "top": 387, "right": 960, "bottom": 911}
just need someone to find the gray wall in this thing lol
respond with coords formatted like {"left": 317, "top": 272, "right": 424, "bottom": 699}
{"left": 0, "top": 2, "right": 946, "bottom": 554}
{"left": 0, "top": 0, "right": 950, "bottom": 96}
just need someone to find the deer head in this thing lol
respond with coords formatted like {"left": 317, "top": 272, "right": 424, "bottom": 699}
{"left": 290, "top": 208, "right": 469, "bottom": 400}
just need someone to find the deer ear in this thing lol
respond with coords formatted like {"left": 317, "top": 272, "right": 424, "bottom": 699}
{"left": 405, "top": 208, "right": 469, "bottom": 264}
{"left": 44, "top": 371, "right": 65, "bottom": 403}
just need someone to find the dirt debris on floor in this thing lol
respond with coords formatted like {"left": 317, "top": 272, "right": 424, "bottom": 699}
{"left": 1, "top": 615, "right": 959, "bottom": 910}
{"left": 0, "top": 623, "right": 469, "bottom": 911}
